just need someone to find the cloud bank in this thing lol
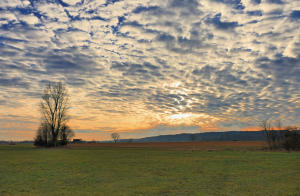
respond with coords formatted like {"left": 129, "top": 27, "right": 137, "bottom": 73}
{"left": 0, "top": 0, "right": 299, "bottom": 140}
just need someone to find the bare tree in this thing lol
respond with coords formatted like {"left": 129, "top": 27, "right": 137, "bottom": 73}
{"left": 34, "top": 82, "right": 73, "bottom": 147}
{"left": 111, "top": 133, "right": 120, "bottom": 143}
{"left": 261, "top": 119, "right": 273, "bottom": 149}
{"left": 260, "top": 119, "right": 300, "bottom": 151}
{"left": 276, "top": 119, "right": 282, "bottom": 131}
{"left": 261, "top": 119, "right": 287, "bottom": 150}
{"left": 276, "top": 119, "right": 285, "bottom": 146}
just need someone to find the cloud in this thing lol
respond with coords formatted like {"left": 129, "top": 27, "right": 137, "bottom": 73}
{"left": 290, "top": 10, "right": 300, "bottom": 20}
{"left": 212, "top": 0, "right": 245, "bottom": 10}
{"left": 0, "top": 0, "right": 300, "bottom": 140}
{"left": 0, "top": 77, "right": 29, "bottom": 88}
{"left": 256, "top": 55, "right": 300, "bottom": 84}
{"left": 247, "top": 10, "right": 263, "bottom": 16}
{"left": 266, "top": 0, "right": 285, "bottom": 4}
{"left": 205, "top": 13, "right": 240, "bottom": 31}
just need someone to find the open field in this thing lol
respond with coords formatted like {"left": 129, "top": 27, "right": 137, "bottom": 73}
{"left": 70, "top": 141, "right": 267, "bottom": 151}
{"left": 0, "top": 142, "right": 299, "bottom": 196}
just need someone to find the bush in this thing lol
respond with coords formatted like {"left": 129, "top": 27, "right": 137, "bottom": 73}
{"left": 282, "top": 131, "right": 300, "bottom": 151}
{"left": 34, "top": 123, "right": 74, "bottom": 147}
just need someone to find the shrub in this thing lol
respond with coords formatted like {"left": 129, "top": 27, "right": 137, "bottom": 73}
{"left": 282, "top": 130, "right": 300, "bottom": 151}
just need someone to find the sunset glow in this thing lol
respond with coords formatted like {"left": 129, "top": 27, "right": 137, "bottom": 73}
{"left": 169, "top": 113, "right": 192, "bottom": 120}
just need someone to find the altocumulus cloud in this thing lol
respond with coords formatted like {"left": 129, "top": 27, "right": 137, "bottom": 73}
{"left": 0, "top": 0, "right": 299, "bottom": 140}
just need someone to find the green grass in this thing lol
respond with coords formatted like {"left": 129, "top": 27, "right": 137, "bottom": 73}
{"left": 0, "top": 144, "right": 299, "bottom": 196}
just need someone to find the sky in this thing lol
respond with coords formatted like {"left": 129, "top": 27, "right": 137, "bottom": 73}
{"left": 0, "top": 0, "right": 299, "bottom": 141}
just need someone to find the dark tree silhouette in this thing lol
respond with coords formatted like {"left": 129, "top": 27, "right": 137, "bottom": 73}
{"left": 260, "top": 119, "right": 300, "bottom": 151}
{"left": 34, "top": 122, "right": 51, "bottom": 146}
{"left": 282, "top": 126, "right": 300, "bottom": 151}
{"left": 111, "top": 132, "right": 120, "bottom": 143}
{"left": 59, "top": 125, "right": 74, "bottom": 145}
{"left": 261, "top": 119, "right": 274, "bottom": 149}
{"left": 34, "top": 82, "right": 74, "bottom": 147}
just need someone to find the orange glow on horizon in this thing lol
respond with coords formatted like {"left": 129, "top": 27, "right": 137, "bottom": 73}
{"left": 241, "top": 127, "right": 262, "bottom": 131}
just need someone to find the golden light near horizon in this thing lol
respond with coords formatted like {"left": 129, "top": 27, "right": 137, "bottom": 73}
{"left": 165, "top": 113, "right": 219, "bottom": 127}
{"left": 169, "top": 113, "right": 192, "bottom": 120}
{"left": 0, "top": 0, "right": 300, "bottom": 141}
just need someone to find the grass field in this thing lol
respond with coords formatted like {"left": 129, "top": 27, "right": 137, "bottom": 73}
{"left": 0, "top": 142, "right": 299, "bottom": 196}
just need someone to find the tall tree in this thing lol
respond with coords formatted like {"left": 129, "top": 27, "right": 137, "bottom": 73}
{"left": 35, "top": 82, "right": 73, "bottom": 147}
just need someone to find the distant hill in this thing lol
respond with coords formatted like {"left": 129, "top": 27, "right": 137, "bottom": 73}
{"left": 0, "top": 131, "right": 274, "bottom": 144}
{"left": 0, "top": 140, "right": 33, "bottom": 144}
{"left": 119, "top": 131, "right": 267, "bottom": 143}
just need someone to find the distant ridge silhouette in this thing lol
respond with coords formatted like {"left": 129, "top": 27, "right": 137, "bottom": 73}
{"left": 119, "top": 131, "right": 267, "bottom": 143}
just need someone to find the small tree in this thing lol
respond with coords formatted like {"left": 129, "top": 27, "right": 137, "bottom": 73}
{"left": 111, "top": 133, "right": 120, "bottom": 143}
{"left": 34, "top": 122, "right": 51, "bottom": 146}
{"left": 59, "top": 125, "right": 74, "bottom": 145}
{"left": 34, "top": 82, "right": 74, "bottom": 147}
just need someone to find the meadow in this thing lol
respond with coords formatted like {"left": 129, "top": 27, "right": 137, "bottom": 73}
{"left": 0, "top": 142, "right": 299, "bottom": 196}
